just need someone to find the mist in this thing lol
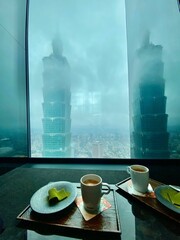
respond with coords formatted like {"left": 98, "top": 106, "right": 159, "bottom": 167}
{"left": 0, "top": 0, "right": 180, "bottom": 158}
{"left": 125, "top": 0, "right": 180, "bottom": 128}
{"left": 29, "top": 0, "right": 129, "bottom": 135}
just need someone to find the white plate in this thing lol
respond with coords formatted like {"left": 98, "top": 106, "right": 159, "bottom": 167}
{"left": 154, "top": 185, "right": 180, "bottom": 214}
{"left": 30, "top": 181, "right": 77, "bottom": 214}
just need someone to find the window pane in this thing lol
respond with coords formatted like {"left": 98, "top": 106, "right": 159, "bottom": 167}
{"left": 29, "top": 0, "right": 130, "bottom": 158}
{"left": 126, "top": 0, "right": 180, "bottom": 159}
{"left": 0, "top": 0, "right": 28, "bottom": 158}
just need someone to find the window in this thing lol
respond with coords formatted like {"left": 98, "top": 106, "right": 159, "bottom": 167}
{"left": 29, "top": 0, "right": 130, "bottom": 159}
{"left": 0, "top": 0, "right": 28, "bottom": 158}
{"left": 126, "top": 0, "right": 180, "bottom": 159}
{"left": 0, "top": 0, "right": 180, "bottom": 160}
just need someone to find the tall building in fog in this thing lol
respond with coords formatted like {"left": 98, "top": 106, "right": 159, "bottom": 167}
{"left": 92, "top": 141, "right": 103, "bottom": 158}
{"left": 42, "top": 36, "right": 71, "bottom": 157}
{"left": 132, "top": 33, "right": 169, "bottom": 159}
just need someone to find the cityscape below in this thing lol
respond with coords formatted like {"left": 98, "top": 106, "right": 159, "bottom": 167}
{"left": 31, "top": 130, "right": 130, "bottom": 159}
{"left": 0, "top": 126, "right": 180, "bottom": 159}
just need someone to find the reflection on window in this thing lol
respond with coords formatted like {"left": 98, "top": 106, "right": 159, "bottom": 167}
{"left": 126, "top": 0, "right": 180, "bottom": 159}
{"left": 130, "top": 32, "right": 169, "bottom": 158}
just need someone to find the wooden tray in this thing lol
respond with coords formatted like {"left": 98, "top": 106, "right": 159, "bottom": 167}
{"left": 116, "top": 178, "right": 180, "bottom": 224}
{"left": 17, "top": 187, "right": 121, "bottom": 239}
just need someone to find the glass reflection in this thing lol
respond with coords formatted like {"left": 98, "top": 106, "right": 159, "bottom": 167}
{"left": 125, "top": 0, "right": 180, "bottom": 159}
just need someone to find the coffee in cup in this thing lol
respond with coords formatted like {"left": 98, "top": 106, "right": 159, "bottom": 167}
{"left": 127, "top": 165, "right": 149, "bottom": 193}
{"left": 80, "top": 174, "right": 110, "bottom": 213}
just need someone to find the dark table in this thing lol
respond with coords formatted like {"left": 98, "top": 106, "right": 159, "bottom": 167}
{"left": 0, "top": 166, "right": 179, "bottom": 240}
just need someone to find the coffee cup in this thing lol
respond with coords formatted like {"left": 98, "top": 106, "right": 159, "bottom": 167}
{"left": 80, "top": 174, "right": 111, "bottom": 213}
{"left": 127, "top": 165, "right": 149, "bottom": 193}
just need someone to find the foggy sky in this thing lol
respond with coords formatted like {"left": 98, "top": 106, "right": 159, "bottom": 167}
{"left": 29, "top": 0, "right": 180, "bottom": 134}
{"left": 29, "top": 0, "right": 129, "bottom": 133}
{"left": 125, "top": 0, "right": 180, "bottom": 127}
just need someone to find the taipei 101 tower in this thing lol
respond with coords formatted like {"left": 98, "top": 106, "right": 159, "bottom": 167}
{"left": 42, "top": 35, "right": 71, "bottom": 157}
{"left": 132, "top": 32, "right": 169, "bottom": 159}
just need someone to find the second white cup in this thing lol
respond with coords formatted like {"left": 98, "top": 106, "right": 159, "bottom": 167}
{"left": 127, "top": 165, "right": 149, "bottom": 193}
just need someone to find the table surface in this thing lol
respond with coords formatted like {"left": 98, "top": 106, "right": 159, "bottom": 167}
{"left": 0, "top": 166, "right": 179, "bottom": 240}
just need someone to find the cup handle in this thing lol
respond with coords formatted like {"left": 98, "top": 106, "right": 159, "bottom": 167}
{"left": 102, "top": 183, "right": 111, "bottom": 195}
{"left": 127, "top": 166, "right": 131, "bottom": 174}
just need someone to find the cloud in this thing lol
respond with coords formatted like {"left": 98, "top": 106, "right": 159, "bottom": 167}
{"left": 125, "top": 0, "right": 180, "bottom": 126}
{"left": 29, "top": 0, "right": 129, "bottom": 132}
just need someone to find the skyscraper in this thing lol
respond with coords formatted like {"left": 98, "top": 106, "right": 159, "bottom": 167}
{"left": 132, "top": 33, "right": 169, "bottom": 159}
{"left": 92, "top": 141, "right": 103, "bottom": 158}
{"left": 42, "top": 36, "right": 71, "bottom": 157}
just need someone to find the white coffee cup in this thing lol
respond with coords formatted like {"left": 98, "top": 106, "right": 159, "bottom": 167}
{"left": 80, "top": 174, "right": 111, "bottom": 213}
{"left": 127, "top": 165, "right": 149, "bottom": 193}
